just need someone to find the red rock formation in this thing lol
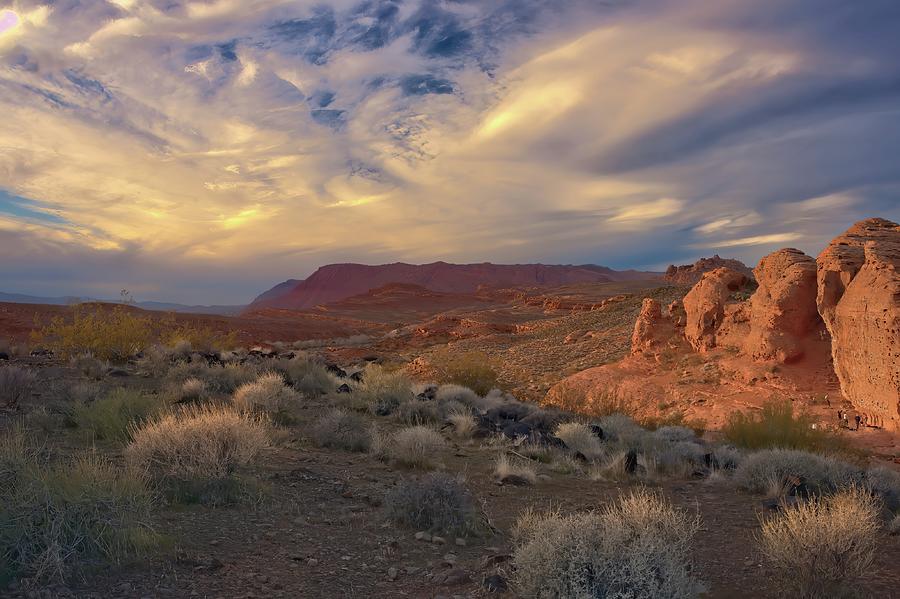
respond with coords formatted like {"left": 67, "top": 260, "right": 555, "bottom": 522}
{"left": 682, "top": 268, "right": 749, "bottom": 352}
{"left": 817, "top": 219, "right": 900, "bottom": 429}
{"left": 744, "top": 249, "right": 821, "bottom": 363}
{"left": 665, "top": 255, "right": 754, "bottom": 286}
{"left": 668, "top": 299, "right": 686, "bottom": 328}
{"left": 631, "top": 298, "right": 674, "bottom": 356}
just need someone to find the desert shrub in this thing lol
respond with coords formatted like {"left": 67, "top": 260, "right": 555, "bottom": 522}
{"left": 864, "top": 466, "right": 900, "bottom": 512}
{"left": 375, "top": 425, "right": 446, "bottom": 468}
{"left": 354, "top": 364, "right": 414, "bottom": 416}
{"left": 25, "top": 406, "right": 62, "bottom": 434}
{"left": 514, "top": 489, "right": 700, "bottom": 598}
{"left": 434, "top": 384, "right": 481, "bottom": 407}
{"left": 0, "top": 449, "right": 160, "bottom": 583}
{"left": 495, "top": 454, "right": 537, "bottom": 485}
{"left": 309, "top": 410, "right": 372, "bottom": 452}
{"left": 126, "top": 406, "right": 268, "bottom": 505}
{"left": 759, "top": 487, "right": 879, "bottom": 598}
{"left": 710, "top": 444, "right": 743, "bottom": 471}
{"left": 0, "top": 426, "right": 35, "bottom": 497}
{"left": 734, "top": 449, "right": 861, "bottom": 495}
{"left": 275, "top": 354, "right": 338, "bottom": 397}
{"left": 396, "top": 399, "right": 440, "bottom": 425}
{"left": 723, "top": 401, "right": 847, "bottom": 453}
{"left": 70, "top": 353, "right": 110, "bottom": 380}
{"left": 598, "top": 413, "right": 645, "bottom": 443}
{"left": 554, "top": 422, "right": 603, "bottom": 459}
{"left": 430, "top": 349, "right": 499, "bottom": 396}
{"left": 653, "top": 426, "right": 696, "bottom": 443}
{"left": 384, "top": 473, "right": 482, "bottom": 536}
{"left": 642, "top": 441, "right": 706, "bottom": 479}
{"left": 34, "top": 305, "right": 152, "bottom": 362}
{"left": 231, "top": 372, "right": 300, "bottom": 418}
{"left": 70, "top": 388, "right": 162, "bottom": 442}
{"left": 588, "top": 450, "right": 633, "bottom": 482}
{"left": 0, "top": 365, "right": 36, "bottom": 407}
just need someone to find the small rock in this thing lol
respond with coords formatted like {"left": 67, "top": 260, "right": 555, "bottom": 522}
{"left": 454, "top": 537, "right": 466, "bottom": 547}
{"left": 387, "top": 567, "right": 398, "bottom": 581}
{"left": 432, "top": 535, "right": 446, "bottom": 545}
{"left": 415, "top": 531, "right": 432, "bottom": 542}
{"left": 307, "top": 558, "right": 319, "bottom": 566}
{"left": 483, "top": 574, "right": 508, "bottom": 592}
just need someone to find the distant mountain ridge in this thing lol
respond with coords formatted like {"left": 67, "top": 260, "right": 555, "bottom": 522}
{"left": 247, "top": 261, "right": 661, "bottom": 312}
{"left": 0, "top": 292, "right": 244, "bottom": 316}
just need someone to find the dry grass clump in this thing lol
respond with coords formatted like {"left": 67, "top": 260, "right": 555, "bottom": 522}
{"left": 733, "top": 449, "right": 860, "bottom": 495}
{"left": 354, "top": 364, "right": 414, "bottom": 416}
{"left": 175, "top": 377, "right": 208, "bottom": 404}
{"left": 513, "top": 489, "right": 701, "bottom": 598}
{"left": 495, "top": 454, "right": 537, "bottom": 485}
{"left": 232, "top": 372, "right": 300, "bottom": 418}
{"left": 70, "top": 388, "right": 162, "bottom": 442}
{"left": 653, "top": 425, "right": 696, "bottom": 443}
{"left": 384, "top": 473, "right": 482, "bottom": 536}
{"left": 554, "top": 421, "right": 603, "bottom": 459}
{"left": 447, "top": 409, "right": 477, "bottom": 439}
{"left": 0, "top": 431, "right": 160, "bottom": 582}
{"left": 723, "top": 401, "right": 847, "bottom": 453}
{"left": 275, "top": 354, "right": 338, "bottom": 397}
{"left": 309, "top": 410, "right": 372, "bottom": 452}
{"left": 759, "top": 487, "right": 879, "bottom": 598}
{"left": 126, "top": 406, "right": 269, "bottom": 504}
{"left": 375, "top": 425, "right": 447, "bottom": 469}
{"left": 0, "top": 365, "right": 36, "bottom": 408}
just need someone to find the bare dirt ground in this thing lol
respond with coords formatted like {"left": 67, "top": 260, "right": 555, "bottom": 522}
{"left": 4, "top": 354, "right": 900, "bottom": 599}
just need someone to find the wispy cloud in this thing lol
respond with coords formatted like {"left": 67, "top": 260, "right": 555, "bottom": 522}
{"left": 0, "top": 0, "right": 897, "bottom": 302}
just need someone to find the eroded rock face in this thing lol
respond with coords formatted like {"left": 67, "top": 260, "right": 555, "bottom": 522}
{"left": 744, "top": 249, "right": 821, "bottom": 363}
{"left": 683, "top": 268, "right": 749, "bottom": 352}
{"left": 818, "top": 219, "right": 900, "bottom": 429}
{"left": 631, "top": 298, "right": 673, "bottom": 356}
{"left": 816, "top": 218, "right": 899, "bottom": 334}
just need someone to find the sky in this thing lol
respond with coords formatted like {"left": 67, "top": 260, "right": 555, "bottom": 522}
{"left": 0, "top": 0, "right": 898, "bottom": 304}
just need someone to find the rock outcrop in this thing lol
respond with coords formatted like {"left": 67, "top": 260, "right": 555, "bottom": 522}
{"left": 682, "top": 268, "right": 749, "bottom": 352}
{"left": 817, "top": 218, "right": 900, "bottom": 429}
{"left": 665, "top": 255, "right": 754, "bottom": 286}
{"left": 631, "top": 299, "right": 674, "bottom": 356}
{"left": 744, "top": 249, "right": 822, "bottom": 363}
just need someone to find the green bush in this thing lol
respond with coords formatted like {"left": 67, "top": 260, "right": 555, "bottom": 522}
{"left": 70, "top": 388, "right": 162, "bottom": 442}
{"left": 33, "top": 305, "right": 153, "bottom": 362}
{"left": 723, "top": 401, "right": 847, "bottom": 453}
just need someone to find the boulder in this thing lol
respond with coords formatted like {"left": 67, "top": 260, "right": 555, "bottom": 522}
{"left": 668, "top": 300, "right": 687, "bottom": 328}
{"left": 817, "top": 219, "right": 900, "bottom": 429}
{"left": 744, "top": 249, "right": 821, "bottom": 363}
{"left": 683, "top": 267, "right": 749, "bottom": 352}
